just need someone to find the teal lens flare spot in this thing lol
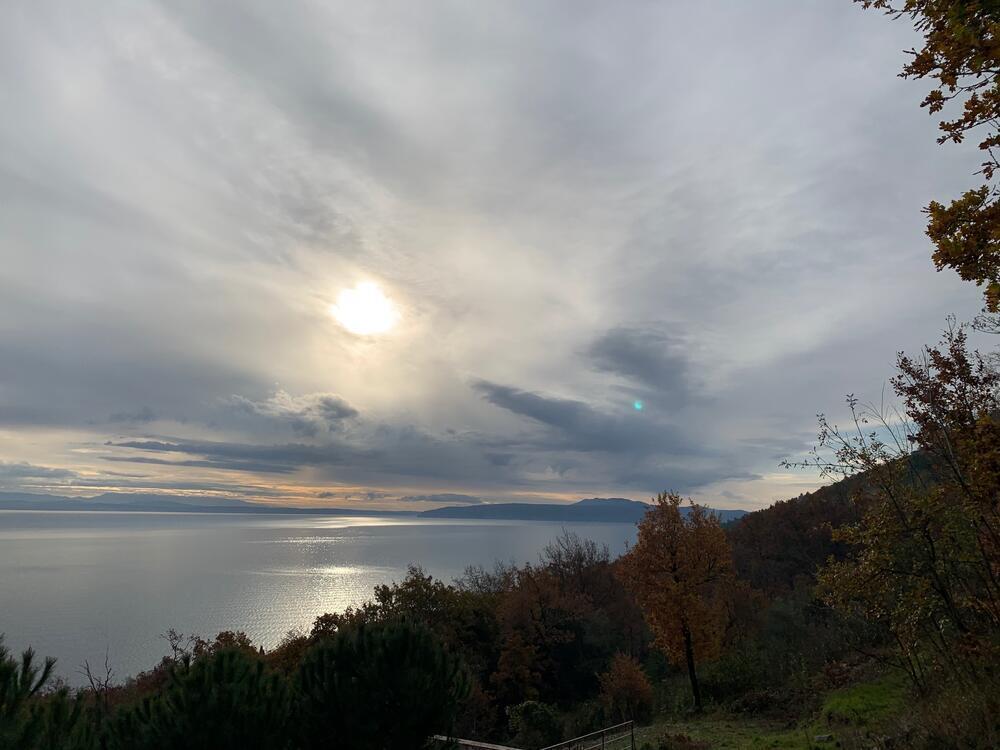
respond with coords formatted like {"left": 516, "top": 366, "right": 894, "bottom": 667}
{"left": 633, "top": 400, "right": 644, "bottom": 411}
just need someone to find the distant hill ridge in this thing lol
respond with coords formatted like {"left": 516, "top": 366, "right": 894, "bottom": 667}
{"left": 0, "top": 492, "right": 746, "bottom": 523}
{"left": 422, "top": 497, "right": 746, "bottom": 523}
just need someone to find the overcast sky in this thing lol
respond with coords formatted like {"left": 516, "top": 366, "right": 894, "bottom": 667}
{"left": 0, "top": 1, "right": 985, "bottom": 509}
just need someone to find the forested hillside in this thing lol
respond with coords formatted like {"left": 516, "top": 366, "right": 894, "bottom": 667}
{"left": 4, "top": 429, "right": 994, "bottom": 749}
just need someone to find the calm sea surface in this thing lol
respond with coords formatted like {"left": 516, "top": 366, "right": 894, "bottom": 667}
{"left": 0, "top": 511, "right": 636, "bottom": 685}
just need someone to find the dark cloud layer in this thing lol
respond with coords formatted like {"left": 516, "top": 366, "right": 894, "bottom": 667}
{"left": 0, "top": 462, "right": 77, "bottom": 482}
{"left": 104, "top": 438, "right": 364, "bottom": 475}
{"left": 587, "top": 326, "right": 692, "bottom": 400}
{"left": 398, "top": 493, "right": 483, "bottom": 505}
{"left": 472, "top": 380, "right": 693, "bottom": 455}
{"left": 109, "top": 407, "right": 157, "bottom": 425}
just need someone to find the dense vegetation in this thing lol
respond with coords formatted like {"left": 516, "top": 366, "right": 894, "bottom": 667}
{"left": 3, "top": 1, "right": 1000, "bottom": 747}
{"left": 1, "top": 621, "right": 468, "bottom": 750}
{"left": 4, "top": 399, "right": 997, "bottom": 748}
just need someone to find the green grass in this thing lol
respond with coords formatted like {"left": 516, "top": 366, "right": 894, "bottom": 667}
{"left": 634, "top": 715, "right": 816, "bottom": 750}
{"left": 632, "top": 671, "right": 910, "bottom": 749}
{"left": 818, "top": 671, "right": 908, "bottom": 727}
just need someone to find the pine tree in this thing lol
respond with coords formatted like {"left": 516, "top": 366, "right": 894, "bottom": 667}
{"left": 107, "top": 648, "right": 290, "bottom": 750}
{"left": 0, "top": 636, "right": 56, "bottom": 748}
{"left": 295, "top": 620, "right": 469, "bottom": 750}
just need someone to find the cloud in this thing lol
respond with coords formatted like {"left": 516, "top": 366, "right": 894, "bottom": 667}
{"left": 104, "top": 438, "right": 362, "bottom": 475}
{"left": 586, "top": 325, "right": 693, "bottom": 400}
{"left": 102, "top": 431, "right": 506, "bottom": 487}
{"left": 0, "top": 461, "right": 77, "bottom": 481}
{"left": 472, "top": 380, "right": 690, "bottom": 454}
{"left": 468, "top": 379, "right": 763, "bottom": 492}
{"left": 109, "top": 406, "right": 157, "bottom": 424}
{"left": 317, "top": 490, "right": 389, "bottom": 502}
{"left": 0, "top": 1, "right": 988, "bottom": 508}
{"left": 474, "top": 382, "right": 597, "bottom": 433}
{"left": 398, "top": 493, "right": 483, "bottom": 504}
{"left": 224, "top": 390, "right": 358, "bottom": 437}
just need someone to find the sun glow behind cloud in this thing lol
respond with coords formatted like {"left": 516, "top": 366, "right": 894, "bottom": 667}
{"left": 0, "top": 1, "right": 983, "bottom": 510}
{"left": 329, "top": 282, "right": 399, "bottom": 336}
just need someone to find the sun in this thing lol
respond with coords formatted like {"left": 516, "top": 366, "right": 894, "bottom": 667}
{"left": 329, "top": 281, "right": 400, "bottom": 335}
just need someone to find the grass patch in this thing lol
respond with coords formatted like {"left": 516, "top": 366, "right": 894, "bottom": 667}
{"left": 635, "top": 714, "right": 814, "bottom": 749}
{"left": 818, "top": 671, "right": 908, "bottom": 727}
{"left": 633, "top": 671, "right": 911, "bottom": 749}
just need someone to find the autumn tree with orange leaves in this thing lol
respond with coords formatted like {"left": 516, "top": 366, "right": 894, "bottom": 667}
{"left": 598, "top": 653, "right": 654, "bottom": 723}
{"left": 619, "top": 493, "right": 735, "bottom": 712}
{"left": 859, "top": 1, "right": 1000, "bottom": 312}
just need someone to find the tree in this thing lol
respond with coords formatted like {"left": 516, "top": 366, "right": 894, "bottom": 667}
{"left": 858, "top": 1, "right": 1000, "bottom": 310}
{"left": 489, "top": 562, "right": 597, "bottom": 708}
{"left": 295, "top": 620, "right": 469, "bottom": 750}
{"left": 23, "top": 690, "right": 94, "bottom": 750}
{"left": 598, "top": 653, "right": 654, "bottom": 723}
{"left": 727, "top": 481, "right": 861, "bottom": 596}
{"left": 107, "top": 648, "right": 290, "bottom": 750}
{"left": 506, "top": 700, "right": 562, "bottom": 748}
{"left": 486, "top": 532, "right": 650, "bottom": 714}
{"left": 0, "top": 637, "right": 56, "bottom": 748}
{"left": 310, "top": 566, "right": 502, "bottom": 738}
{"left": 799, "top": 323, "right": 1000, "bottom": 689}
{"left": 191, "top": 630, "right": 257, "bottom": 659}
{"left": 619, "top": 494, "right": 735, "bottom": 712}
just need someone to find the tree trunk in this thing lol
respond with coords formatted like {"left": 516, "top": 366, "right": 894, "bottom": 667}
{"left": 680, "top": 621, "right": 702, "bottom": 712}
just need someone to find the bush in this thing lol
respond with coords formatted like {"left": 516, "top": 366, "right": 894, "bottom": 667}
{"left": 507, "top": 700, "right": 562, "bottom": 748}
{"left": 598, "top": 653, "right": 654, "bottom": 723}
{"left": 561, "top": 699, "right": 604, "bottom": 743}
{"left": 106, "top": 648, "right": 289, "bottom": 750}
{"left": 727, "top": 687, "right": 785, "bottom": 716}
{"left": 0, "top": 636, "right": 57, "bottom": 749}
{"left": 23, "top": 690, "right": 95, "bottom": 750}
{"left": 265, "top": 629, "right": 311, "bottom": 676}
{"left": 295, "top": 620, "right": 469, "bottom": 749}
{"left": 911, "top": 695, "right": 1000, "bottom": 749}
{"left": 876, "top": 680, "right": 999, "bottom": 750}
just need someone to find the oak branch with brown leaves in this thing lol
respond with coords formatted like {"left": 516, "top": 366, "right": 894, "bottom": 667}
{"left": 860, "top": 0, "right": 1000, "bottom": 310}
{"left": 792, "top": 321, "right": 1000, "bottom": 690}
{"left": 618, "top": 493, "right": 735, "bottom": 712}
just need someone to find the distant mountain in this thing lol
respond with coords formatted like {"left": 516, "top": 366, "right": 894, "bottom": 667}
{"left": 0, "top": 492, "right": 747, "bottom": 523}
{"left": 420, "top": 497, "right": 747, "bottom": 524}
{"left": 0, "top": 492, "right": 416, "bottom": 517}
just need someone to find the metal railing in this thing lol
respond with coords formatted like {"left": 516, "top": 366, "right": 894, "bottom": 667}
{"left": 432, "top": 736, "right": 524, "bottom": 750}
{"left": 539, "top": 720, "right": 634, "bottom": 750}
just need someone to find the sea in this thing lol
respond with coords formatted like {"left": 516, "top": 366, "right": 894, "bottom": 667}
{"left": 0, "top": 511, "right": 636, "bottom": 686}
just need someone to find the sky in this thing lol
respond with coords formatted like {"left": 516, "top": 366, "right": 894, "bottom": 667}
{"left": 0, "top": 1, "right": 987, "bottom": 510}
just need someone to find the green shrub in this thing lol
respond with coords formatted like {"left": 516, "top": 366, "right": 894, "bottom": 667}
{"left": 507, "top": 700, "right": 562, "bottom": 748}
{"left": 0, "top": 636, "right": 56, "bottom": 748}
{"left": 107, "top": 648, "right": 289, "bottom": 750}
{"left": 24, "top": 690, "right": 96, "bottom": 750}
{"left": 295, "top": 620, "right": 469, "bottom": 750}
